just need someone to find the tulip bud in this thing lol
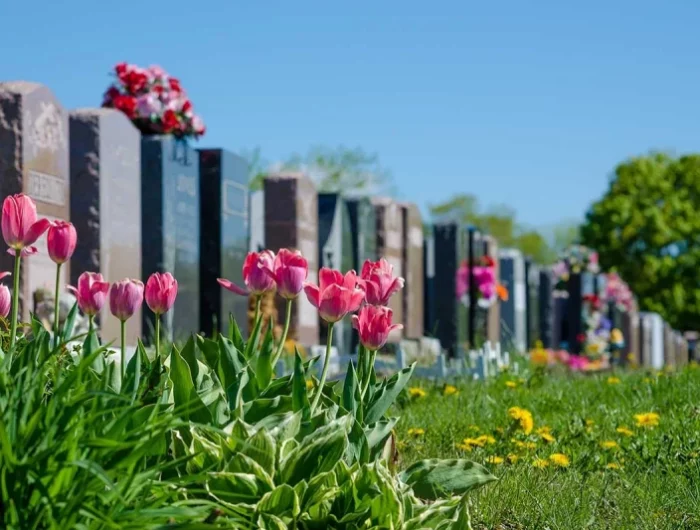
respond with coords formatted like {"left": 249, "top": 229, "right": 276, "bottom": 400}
{"left": 218, "top": 250, "right": 276, "bottom": 296}
{"left": 145, "top": 272, "right": 178, "bottom": 315}
{"left": 0, "top": 285, "right": 10, "bottom": 318}
{"left": 359, "top": 258, "right": 405, "bottom": 306}
{"left": 1, "top": 194, "right": 50, "bottom": 253}
{"left": 68, "top": 272, "right": 110, "bottom": 316}
{"left": 110, "top": 279, "right": 144, "bottom": 321}
{"left": 262, "top": 248, "right": 308, "bottom": 299}
{"left": 47, "top": 220, "right": 77, "bottom": 264}
{"left": 303, "top": 268, "right": 365, "bottom": 323}
{"left": 352, "top": 305, "right": 403, "bottom": 351}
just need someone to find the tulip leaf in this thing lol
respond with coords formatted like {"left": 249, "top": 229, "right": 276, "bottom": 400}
{"left": 218, "top": 336, "right": 244, "bottom": 390}
{"left": 229, "top": 313, "right": 245, "bottom": 353}
{"left": 365, "top": 417, "right": 399, "bottom": 453}
{"left": 198, "top": 336, "right": 220, "bottom": 372}
{"left": 180, "top": 335, "right": 200, "bottom": 384}
{"left": 124, "top": 339, "right": 143, "bottom": 401}
{"left": 83, "top": 327, "right": 104, "bottom": 373}
{"left": 61, "top": 301, "right": 79, "bottom": 342}
{"left": 292, "top": 350, "right": 310, "bottom": 422}
{"left": 342, "top": 361, "right": 358, "bottom": 415}
{"left": 244, "top": 312, "right": 264, "bottom": 359}
{"left": 347, "top": 417, "right": 370, "bottom": 464}
{"left": 169, "top": 344, "right": 212, "bottom": 424}
{"left": 256, "top": 484, "right": 300, "bottom": 518}
{"left": 399, "top": 459, "right": 497, "bottom": 500}
{"left": 255, "top": 319, "right": 274, "bottom": 389}
{"left": 364, "top": 363, "right": 415, "bottom": 424}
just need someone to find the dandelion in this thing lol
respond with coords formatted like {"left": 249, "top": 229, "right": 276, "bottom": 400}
{"left": 495, "top": 427, "right": 504, "bottom": 435}
{"left": 616, "top": 426, "right": 634, "bottom": 437}
{"left": 549, "top": 453, "right": 570, "bottom": 468}
{"left": 305, "top": 379, "right": 314, "bottom": 390}
{"left": 600, "top": 440, "right": 619, "bottom": 450}
{"left": 408, "top": 387, "right": 427, "bottom": 399}
{"left": 512, "top": 439, "right": 537, "bottom": 451}
{"left": 533, "top": 458, "right": 549, "bottom": 469}
{"left": 585, "top": 418, "right": 595, "bottom": 433}
{"left": 605, "top": 463, "right": 622, "bottom": 470}
{"left": 456, "top": 442, "right": 472, "bottom": 452}
{"left": 507, "top": 453, "right": 519, "bottom": 464}
{"left": 530, "top": 347, "right": 549, "bottom": 365}
{"left": 540, "top": 432, "right": 556, "bottom": 443}
{"left": 505, "top": 381, "right": 518, "bottom": 389}
{"left": 407, "top": 428, "right": 425, "bottom": 437}
{"left": 462, "top": 435, "right": 496, "bottom": 449}
{"left": 607, "top": 376, "right": 621, "bottom": 385}
{"left": 634, "top": 412, "right": 660, "bottom": 428}
{"left": 468, "top": 424, "right": 481, "bottom": 432}
{"left": 486, "top": 456, "right": 504, "bottom": 465}
{"left": 508, "top": 407, "right": 534, "bottom": 435}
{"left": 443, "top": 384, "right": 459, "bottom": 396}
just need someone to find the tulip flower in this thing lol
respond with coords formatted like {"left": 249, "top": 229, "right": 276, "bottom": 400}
{"left": 145, "top": 272, "right": 178, "bottom": 358}
{"left": 359, "top": 258, "right": 404, "bottom": 306}
{"left": 262, "top": 249, "right": 309, "bottom": 367}
{"left": 110, "top": 279, "right": 144, "bottom": 378}
{"left": 218, "top": 250, "right": 276, "bottom": 297}
{"left": 68, "top": 272, "right": 110, "bottom": 318}
{"left": 305, "top": 268, "right": 365, "bottom": 414}
{"left": 0, "top": 285, "right": 10, "bottom": 318}
{"left": 2, "top": 194, "right": 51, "bottom": 348}
{"left": 47, "top": 220, "right": 77, "bottom": 347}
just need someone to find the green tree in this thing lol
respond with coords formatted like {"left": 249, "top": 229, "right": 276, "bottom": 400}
{"left": 580, "top": 152, "right": 700, "bottom": 331}
{"left": 240, "top": 146, "right": 268, "bottom": 191}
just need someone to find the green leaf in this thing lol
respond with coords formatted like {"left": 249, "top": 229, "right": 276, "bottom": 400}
{"left": 364, "top": 363, "right": 415, "bottom": 424}
{"left": 124, "top": 339, "right": 144, "bottom": 401}
{"left": 229, "top": 313, "right": 245, "bottom": 352}
{"left": 256, "top": 484, "right": 300, "bottom": 518}
{"left": 342, "top": 361, "right": 358, "bottom": 415}
{"left": 82, "top": 326, "right": 104, "bottom": 373}
{"left": 255, "top": 320, "right": 274, "bottom": 389}
{"left": 244, "top": 311, "right": 264, "bottom": 359}
{"left": 180, "top": 335, "right": 200, "bottom": 384}
{"left": 399, "top": 459, "right": 497, "bottom": 500}
{"left": 169, "top": 345, "right": 212, "bottom": 424}
{"left": 217, "top": 336, "right": 244, "bottom": 389}
{"left": 61, "top": 301, "right": 79, "bottom": 341}
{"left": 199, "top": 336, "right": 220, "bottom": 372}
{"left": 244, "top": 396, "right": 293, "bottom": 424}
{"left": 292, "top": 350, "right": 310, "bottom": 422}
{"left": 365, "top": 417, "right": 399, "bottom": 453}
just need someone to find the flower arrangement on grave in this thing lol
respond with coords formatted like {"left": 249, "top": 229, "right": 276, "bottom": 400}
{"left": 580, "top": 293, "right": 612, "bottom": 368}
{"left": 456, "top": 256, "right": 508, "bottom": 308}
{"left": 102, "top": 62, "right": 205, "bottom": 139}
{"left": 552, "top": 245, "right": 599, "bottom": 296}
{"left": 602, "top": 272, "right": 634, "bottom": 313}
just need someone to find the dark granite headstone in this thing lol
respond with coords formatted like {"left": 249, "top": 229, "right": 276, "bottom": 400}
{"left": 264, "top": 173, "right": 319, "bottom": 347}
{"left": 483, "top": 235, "right": 500, "bottom": 345}
{"left": 141, "top": 136, "right": 200, "bottom": 340}
{"left": 525, "top": 259, "right": 541, "bottom": 349}
{"left": 499, "top": 249, "right": 526, "bottom": 353}
{"left": 0, "top": 82, "right": 70, "bottom": 321}
{"left": 538, "top": 270, "right": 554, "bottom": 348}
{"left": 432, "top": 222, "right": 467, "bottom": 357}
{"left": 343, "top": 196, "right": 377, "bottom": 271}
{"left": 199, "top": 149, "right": 248, "bottom": 337}
{"left": 400, "top": 202, "right": 424, "bottom": 340}
{"left": 69, "top": 108, "right": 142, "bottom": 344}
{"left": 566, "top": 272, "right": 583, "bottom": 354}
{"left": 371, "top": 197, "right": 404, "bottom": 342}
{"left": 318, "top": 193, "right": 354, "bottom": 353}
{"left": 423, "top": 231, "right": 436, "bottom": 337}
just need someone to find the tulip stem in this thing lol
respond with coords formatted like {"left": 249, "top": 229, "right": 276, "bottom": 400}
{"left": 53, "top": 263, "right": 62, "bottom": 349}
{"left": 155, "top": 315, "right": 161, "bottom": 359}
{"left": 310, "top": 322, "right": 334, "bottom": 415}
{"left": 271, "top": 298, "right": 293, "bottom": 369}
{"left": 9, "top": 252, "right": 21, "bottom": 350}
{"left": 120, "top": 319, "right": 126, "bottom": 381}
{"left": 361, "top": 349, "right": 377, "bottom": 399}
{"left": 88, "top": 314, "right": 94, "bottom": 336}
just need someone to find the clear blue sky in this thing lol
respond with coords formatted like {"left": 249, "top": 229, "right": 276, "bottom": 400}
{"left": 3, "top": 1, "right": 699, "bottom": 231}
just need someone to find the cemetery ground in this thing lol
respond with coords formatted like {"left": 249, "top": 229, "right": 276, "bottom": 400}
{"left": 396, "top": 365, "right": 700, "bottom": 529}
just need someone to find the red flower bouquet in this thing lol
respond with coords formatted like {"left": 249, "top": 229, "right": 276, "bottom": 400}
{"left": 102, "top": 62, "right": 205, "bottom": 139}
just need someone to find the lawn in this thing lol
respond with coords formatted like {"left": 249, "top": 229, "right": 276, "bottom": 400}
{"left": 395, "top": 365, "right": 700, "bottom": 530}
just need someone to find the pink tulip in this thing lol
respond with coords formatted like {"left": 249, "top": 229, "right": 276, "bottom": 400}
{"left": 1, "top": 194, "right": 50, "bottom": 256}
{"left": 304, "top": 268, "right": 365, "bottom": 323}
{"left": 359, "top": 258, "right": 404, "bottom": 306}
{"left": 145, "top": 272, "right": 178, "bottom": 315}
{"left": 0, "top": 285, "right": 10, "bottom": 318}
{"left": 261, "top": 248, "right": 308, "bottom": 299}
{"left": 68, "top": 272, "right": 109, "bottom": 316}
{"left": 47, "top": 220, "right": 77, "bottom": 264}
{"left": 110, "top": 279, "right": 144, "bottom": 321}
{"left": 352, "top": 305, "right": 403, "bottom": 351}
{"left": 218, "top": 250, "right": 276, "bottom": 296}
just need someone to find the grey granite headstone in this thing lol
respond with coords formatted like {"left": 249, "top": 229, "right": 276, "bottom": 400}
{"left": 499, "top": 249, "right": 526, "bottom": 353}
{"left": 0, "top": 81, "right": 70, "bottom": 321}
{"left": 400, "top": 202, "right": 424, "bottom": 340}
{"left": 69, "top": 108, "right": 142, "bottom": 344}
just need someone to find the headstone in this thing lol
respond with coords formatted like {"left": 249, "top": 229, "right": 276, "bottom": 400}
{"left": 198, "top": 149, "right": 248, "bottom": 337}
{"left": 249, "top": 190, "right": 265, "bottom": 253}
{"left": 566, "top": 272, "right": 584, "bottom": 354}
{"left": 552, "top": 295, "right": 568, "bottom": 349}
{"left": 0, "top": 82, "right": 70, "bottom": 321}
{"left": 484, "top": 236, "right": 500, "bottom": 346}
{"left": 400, "top": 202, "right": 424, "bottom": 339}
{"left": 423, "top": 231, "right": 436, "bottom": 337}
{"left": 525, "top": 259, "right": 541, "bottom": 349}
{"left": 466, "top": 228, "right": 482, "bottom": 347}
{"left": 343, "top": 196, "right": 377, "bottom": 271}
{"left": 538, "top": 269, "right": 554, "bottom": 349}
{"left": 640, "top": 312, "right": 664, "bottom": 369}
{"left": 432, "top": 222, "right": 468, "bottom": 357}
{"left": 264, "top": 173, "right": 318, "bottom": 347}
{"left": 141, "top": 136, "right": 200, "bottom": 340}
{"left": 371, "top": 197, "right": 404, "bottom": 342}
{"left": 622, "top": 301, "right": 640, "bottom": 365}
{"left": 676, "top": 332, "right": 688, "bottom": 367}
{"left": 499, "top": 249, "right": 526, "bottom": 353}
{"left": 318, "top": 193, "right": 354, "bottom": 354}
{"left": 69, "top": 108, "right": 141, "bottom": 344}
{"left": 663, "top": 322, "right": 674, "bottom": 368}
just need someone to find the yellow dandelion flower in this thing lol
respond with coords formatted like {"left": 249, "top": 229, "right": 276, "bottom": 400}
{"left": 508, "top": 407, "right": 534, "bottom": 435}
{"left": 585, "top": 419, "right": 595, "bottom": 427}
{"left": 530, "top": 347, "right": 549, "bottom": 365}
{"left": 462, "top": 435, "right": 495, "bottom": 449}
{"left": 486, "top": 456, "right": 504, "bottom": 464}
{"left": 533, "top": 458, "right": 549, "bottom": 469}
{"left": 408, "top": 387, "right": 427, "bottom": 399}
{"left": 505, "top": 380, "right": 518, "bottom": 389}
{"left": 689, "top": 452, "right": 699, "bottom": 459}
{"left": 396, "top": 440, "right": 406, "bottom": 450}
{"left": 305, "top": 379, "right": 314, "bottom": 390}
{"left": 536, "top": 426, "right": 551, "bottom": 435}
{"left": 468, "top": 424, "right": 480, "bottom": 432}
{"left": 605, "top": 463, "right": 622, "bottom": 470}
{"left": 407, "top": 428, "right": 425, "bottom": 437}
{"left": 600, "top": 440, "right": 619, "bottom": 450}
{"left": 443, "top": 384, "right": 459, "bottom": 396}
{"left": 507, "top": 453, "right": 519, "bottom": 463}
{"left": 634, "top": 412, "right": 660, "bottom": 428}
{"left": 512, "top": 439, "right": 537, "bottom": 450}
{"left": 606, "top": 376, "right": 621, "bottom": 385}
{"left": 495, "top": 427, "right": 504, "bottom": 435}
{"left": 549, "top": 453, "right": 570, "bottom": 468}
{"left": 455, "top": 442, "right": 472, "bottom": 452}
{"left": 540, "top": 432, "right": 556, "bottom": 443}
{"left": 616, "top": 426, "right": 634, "bottom": 437}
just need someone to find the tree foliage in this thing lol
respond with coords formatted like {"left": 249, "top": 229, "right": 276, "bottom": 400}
{"left": 580, "top": 152, "right": 700, "bottom": 331}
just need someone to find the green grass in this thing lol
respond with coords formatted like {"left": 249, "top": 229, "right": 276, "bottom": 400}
{"left": 395, "top": 365, "right": 700, "bottom": 530}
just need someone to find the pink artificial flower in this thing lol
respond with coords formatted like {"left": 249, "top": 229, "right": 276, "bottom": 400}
{"left": 1, "top": 194, "right": 50, "bottom": 256}
{"left": 359, "top": 258, "right": 404, "bottom": 306}
{"left": 261, "top": 248, "right": 308, "bottom": 299}
{"left": 145, "top": 272, "right": 178, "bottom": 315}
{"left": 135, "top": 93, "right": 162, "bottom": 118}
{"left": 47, "top": 220, "right": 77, "bottom": 264}
{"left": 304, "top": 268, "right": 365, "bottom": 323}
{"left": 0, "top": 285, "right": 10, "bottom": 318}
{"left": 68, "top": 272, "right": 110, "bottom": 317}
{"left": 352, "top": 305, "right": 403, "bottom": 351}
{"left": 456, "top": 262, "right": 469, "bottom": 299}
{"left": 109, "top": 279, "right": 144, "bottom": 322}
{"left": 218, "top": 250, "right": 276, "bottom": 296}
{"left": 567, "top": 355, "right": 589, "bottom": 372}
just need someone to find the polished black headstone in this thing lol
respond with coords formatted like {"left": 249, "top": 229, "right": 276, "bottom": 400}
{"left": 199, "top": 149, "right": 248, "bottom": 337}
{"left": 566, "top": 272, "right": 583, "bottom": 354}
{"left": 525, "top": 259, "right": 541, "bottom": 348}
{"left": 141, "top": 136, "right": 200, "bottom": 340}
{"left": 423, "top": 232, "right": 436, "bottom": 337}
{"left": 538, "top": 270, "right": 554, "bottom": 348}
{"left": 344, "top": 197, "right": 377, "bottom": 272}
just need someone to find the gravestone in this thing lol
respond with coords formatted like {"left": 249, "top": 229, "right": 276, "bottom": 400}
{"left": 640, "top": 312, "right": 664, "bottom": 369}
{"left": 466, "top": 228, "right": 483, "bottom": 348}
{"left": 371, "top": 197, "right": 404, "bottom": 342}
{"left": 344, "top": 196, "right": 377, "bottom": 271}
{"left": 483, "top": 235, "right": 500, "bottom": 346}
{"left": 622, "top": 300, "right": 640, "bottom": 365}
{"left": 432, "top": 222, "right": 468, "bottom": 357}
{"left": 141, "top": 136, "right": 200, "bottom": 341}
{"left": 538, "top": 270, "right": 554, "bottom": 349}
{"left": 0, "top": 82, "right": 70, "bottom": 321}
{"left": 524, "top": 260, "right": 541, "bottom": 349}
{"left": 663, "top": 322, "right": 674, "bottom": 368}
{"left": 566, "top": 272, "right": 584, "bottom": 354}
{"left": 69, "top": 108, "right": 142, "bottom": 344}
{"left": 318, "top": 193, "right": 354, "bottom": 354}
{"left": 249, "top": 190, "right": 265, "bottom": 253}
{"left": 199, "top": 149, "right": 248, "bottom": 337}
{"left": 400, "top": 202, "right": 424, "bottom": 340}
{"left": 499, "top": 249, "right": 526, "bottom": 353}
{"left": 264, "top": 173, "right": 318, "bottom": 347}
{"left": 423, "top": 231, "right": 436, "bottom": 337}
